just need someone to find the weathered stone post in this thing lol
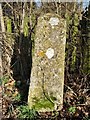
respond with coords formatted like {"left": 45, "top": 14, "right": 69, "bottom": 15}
{"left": 28, "top": 13, "right": 66, "bottom": 112}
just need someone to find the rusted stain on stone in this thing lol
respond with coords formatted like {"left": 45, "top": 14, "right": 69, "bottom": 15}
{"left": 28, "top": 13, "right": 66, "bottom": 112}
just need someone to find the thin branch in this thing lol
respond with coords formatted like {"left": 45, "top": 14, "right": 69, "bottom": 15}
{"left": 20, "top": 3, "right": 26, "bottom": 33}
{"left": 0, "top": 4, "right": 5, "bottom": 32}
{"left": 64, "top": 84, "right": 77, "bottom": 97}
{"left": 30, "top": 0, "right": 33, "bottom": 30}
{"left": 5, "top": 2, "right": 20, "bottom": 16}
{"left": 0, "top": 3, "right": 5, "bottom": 77}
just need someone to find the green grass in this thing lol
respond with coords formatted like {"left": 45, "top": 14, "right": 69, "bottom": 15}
{"left": 17, "top": 105, "right": 37, "bottom": 119}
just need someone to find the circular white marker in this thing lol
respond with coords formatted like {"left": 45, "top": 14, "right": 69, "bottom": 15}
{"left": 45, "top": 48, "right": 54, "bottom": 59}
{"left": 49, "top": 17, "right": 59, "bottom": 26}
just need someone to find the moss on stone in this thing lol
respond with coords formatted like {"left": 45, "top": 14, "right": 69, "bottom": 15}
{"left": 32, "top": 97, "right": 54, "bottom": 111}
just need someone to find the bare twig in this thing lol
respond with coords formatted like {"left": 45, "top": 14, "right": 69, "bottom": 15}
{"left": 64, "top": 84, "right": 77, "bottom": 97}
